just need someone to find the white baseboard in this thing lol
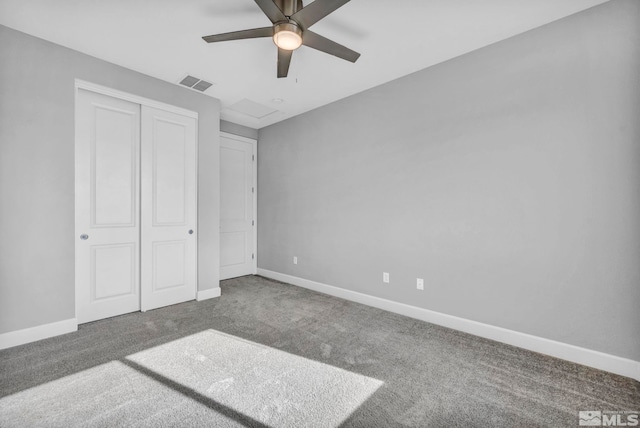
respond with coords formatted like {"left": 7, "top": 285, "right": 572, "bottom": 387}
{"left": 257, "top": 268, "right": 640, "bottom": 382}
{"left": 0, "top": 318, "right": 78, "bottom": 351}
{"left": 197, "top": 287, "right": 221, "bottom": 301}
{"left": 0, "top": 287, "right": 222, "bottom": 350}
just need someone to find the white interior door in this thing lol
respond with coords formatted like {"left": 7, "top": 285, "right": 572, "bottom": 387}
{"left": 141, "top": 106, "right": 197, "bottom": 310}
{"left": 75, "top": 89, "right": 141, "bottom": 324}
{"left": 220, "top": 133, "right": 256, "bottom": 280}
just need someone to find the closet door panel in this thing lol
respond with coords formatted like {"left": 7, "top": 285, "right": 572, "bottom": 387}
{"left": 141, "top": 106, "right": 197, "bottom": 311}
{"left": 153, "top": 119, "right": 187, "bottom": 225}
{"left": 75, "top": 89, "right": 141, "bottom": 324}
{"left": 220, "top": 134, "right": 256, "bottom": 280}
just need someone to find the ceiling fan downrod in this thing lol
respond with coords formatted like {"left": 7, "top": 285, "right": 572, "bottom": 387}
{"left": 276, "top": 0, "right": 303, "bottom": 17}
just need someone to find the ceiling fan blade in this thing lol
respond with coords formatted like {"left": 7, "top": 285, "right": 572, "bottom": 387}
{"left": 302, "top": 30, "right": 360, "bottom": 62}
{"left": 202, "top": 27, "right": 274, "bottom": 43}
{"left": 254, "top": 0, "right": 287, "bottom": 23}
{"left": 277, "top": 48, "right": 293, "bottom": 78}
{"left": 291, "top": 0, "right": 350, "bottom": 29}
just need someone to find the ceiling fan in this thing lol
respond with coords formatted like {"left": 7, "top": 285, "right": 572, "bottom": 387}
{"left": 202, "top": 0, "right": 360, "bottom": 78}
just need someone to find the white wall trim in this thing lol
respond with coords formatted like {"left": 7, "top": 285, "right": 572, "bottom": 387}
{"left": 257, "top": 268, "right": 640, "bottom": 382}
{"left": 75, "top": 80, "right": 198, "bottom": 119}
{"left": 0, "top": 319, "right": 78, "bottom": 351}
{"left": 197, "top": 287, "right": 222, "bottom": 301}
{"left": 220, "top": 131, "right": 256, "bottom": 145}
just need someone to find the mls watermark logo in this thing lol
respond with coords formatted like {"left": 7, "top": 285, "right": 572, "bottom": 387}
{"left": 579, "top": 410, "right": 639, "bottom": 426}
{"left": 580, "top": 411, "right": 602, "bottom": 426}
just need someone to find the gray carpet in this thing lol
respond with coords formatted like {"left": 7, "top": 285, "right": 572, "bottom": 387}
{"left": 1, "top": 275, "right": 638, "bottom": 427}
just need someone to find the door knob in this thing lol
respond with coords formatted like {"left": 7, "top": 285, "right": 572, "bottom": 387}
{"left": 188, "top": 229, "right": 194, "bottom": 235}
{"left": 80, "top": 234, "right": 89, "bottom": 240}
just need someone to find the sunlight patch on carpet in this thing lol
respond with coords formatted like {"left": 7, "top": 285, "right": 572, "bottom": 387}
{"left": 0, "top": 360, "right": 241, "bottom": 427}
{"left": 126, "top": 329, "right": 384, "bottom": 427}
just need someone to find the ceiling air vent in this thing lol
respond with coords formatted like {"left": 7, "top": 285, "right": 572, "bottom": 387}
{"left": 178, "top": 75, "right": 213, "bottom": 92}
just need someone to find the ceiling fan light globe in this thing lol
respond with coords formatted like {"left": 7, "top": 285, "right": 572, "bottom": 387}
{"left": 274, "top": 31, "right": 302, "bottom": 50}
{"left": 273, "top": 22, "right": 303, "bottom": 50}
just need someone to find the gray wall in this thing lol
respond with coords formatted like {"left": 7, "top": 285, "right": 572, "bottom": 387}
{"left": 258, "top": 0, "right": 640, "bottom": 361}
{"left": 221, "top": 120, "right": 258, "bottom": 140}
{"left": 0, "top": 25, "right": 221, "bottom": 334}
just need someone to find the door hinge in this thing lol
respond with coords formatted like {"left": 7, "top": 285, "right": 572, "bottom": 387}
{"left": 252, "top": 154, "right": 255, "bottom": 161}
{"left": 252, "top": 253, "right": 255, "bottom": 260}
{"left": 252, "top": 187, "right": 254, "bottom": 193}
{"left": 252, "top": 220, "right": 255, "bottom": 226}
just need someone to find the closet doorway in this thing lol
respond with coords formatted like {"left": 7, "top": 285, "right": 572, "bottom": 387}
{"left": 220, "top": 132, "right": 256, "bottom": 280}
{"left": 75, "top": 83, "right": 197, "bottom": 324}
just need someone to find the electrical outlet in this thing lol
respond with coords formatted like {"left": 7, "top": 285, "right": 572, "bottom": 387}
{"left": 293, "top": 256, "right": 298, "bottom": 265}
{"left": 383, "top": 272, "right": 389, "bottom": 283}
{"left": 417, "top": 278, "right": 424, "bottom": 290}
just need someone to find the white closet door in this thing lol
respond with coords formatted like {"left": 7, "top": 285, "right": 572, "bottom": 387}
{"left": 140, "top": 106, "right": 197, "bottom": 311}
{"left": 75, "top": 89, "right": 141, "bottom": 324}
{"left": 220, "top": 133, "right": 256, "bottom": 280}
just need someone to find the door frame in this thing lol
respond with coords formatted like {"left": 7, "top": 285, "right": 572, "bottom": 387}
{"left": 74, "top": 80, "right": 199, "bottom": 320}
{"left": 220, "top": 131, "right": 258, "bottom": 276}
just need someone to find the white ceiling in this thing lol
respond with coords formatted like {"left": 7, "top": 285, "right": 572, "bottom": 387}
{"left": 0, "top": 0, "right": 609, "bottom": 129}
